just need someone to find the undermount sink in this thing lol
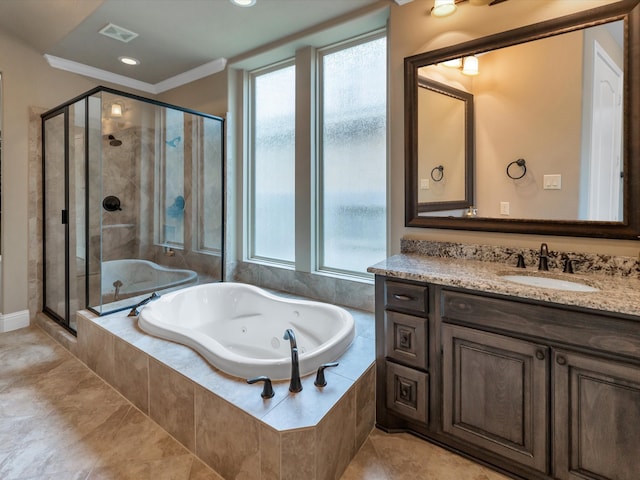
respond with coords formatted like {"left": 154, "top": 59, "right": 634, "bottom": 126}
{"left": 499, "top": 274, "right": 600, "bottom": 292}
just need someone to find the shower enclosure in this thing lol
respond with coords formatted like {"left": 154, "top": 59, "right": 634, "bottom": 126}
{"left": 42, "top": 87, "right": 224, "bottom": 333}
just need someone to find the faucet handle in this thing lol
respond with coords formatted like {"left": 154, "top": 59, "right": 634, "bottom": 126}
{"left": 247, "top": 376, "right": 275, "bottom": 399}
{"left": 516, "top": 254, "right": 526, "bottom": 268}
{"left": 563, "top": 257, "right": 577, "bottom": 274}
{"left": 314, "top": 362, "right": 339, "bottom": 387}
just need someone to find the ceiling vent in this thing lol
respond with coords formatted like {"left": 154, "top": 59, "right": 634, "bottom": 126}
{"left": 99, "top": 23, "right": 139, "bottom": 43}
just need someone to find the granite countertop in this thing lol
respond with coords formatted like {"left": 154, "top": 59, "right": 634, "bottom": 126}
{"left": 368, "top": 253, "right": 640, "bottom": 318}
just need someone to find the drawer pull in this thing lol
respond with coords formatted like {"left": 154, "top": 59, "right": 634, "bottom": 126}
{"left": 535, "top": 350, "right": 545, "bottom": 361}
{"left": 393, "top": 294, "right": 414, "bottom": 302}
{"left": 556, "top": 355, "right": 567, "bottom": 366}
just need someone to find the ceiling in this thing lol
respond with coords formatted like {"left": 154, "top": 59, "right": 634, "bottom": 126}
{"left": 0, "top": 0, "right": 393, "bottom": 93}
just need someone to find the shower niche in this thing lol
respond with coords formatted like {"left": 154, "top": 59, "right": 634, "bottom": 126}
{"left": 42, "top": 87, "right": 224, "bottom": 333}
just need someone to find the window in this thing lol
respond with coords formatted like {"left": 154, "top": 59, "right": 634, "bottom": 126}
{"left": 318, "top": 35, "right": 387, "bottom": 274}
{"left": 246, "top": 31, "right": 387, "bottom": 278}
{"left": 249, "top": 62, "right": 296, "bottom": 263}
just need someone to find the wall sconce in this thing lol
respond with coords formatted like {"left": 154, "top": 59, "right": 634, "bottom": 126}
{"left": 110, "top": 102, "right": 124, "bottom": 118}
{"left": 462, "top": 55, "right": 479, "bottom": 75}
{"left": 441, "top": 58, "right": 462, "bottom": 68}
{"left": 432, "top": 0, "right": 457, "bottom": 17}
{"left": 440, "top": 56, "right": 479, "bottom": 75}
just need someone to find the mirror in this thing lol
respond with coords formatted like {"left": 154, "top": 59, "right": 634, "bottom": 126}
{"left": 405, "top": 0, "right": 640, "bottom": 239}
{"left": 417, "top": 78, "right": 474, "bottom": 213}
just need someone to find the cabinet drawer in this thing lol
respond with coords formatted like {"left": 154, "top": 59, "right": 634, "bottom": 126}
{"left": 385, "top": 280, "right": 428, "bottom": 315}
{"left": 441, "top": 289, "right": 640, "bottom": 360}
{"left": 386, "top": 361, "right": 429, "bottom": 424}
{"left": 385, "top": 311, "right": 428, "bottom": 370}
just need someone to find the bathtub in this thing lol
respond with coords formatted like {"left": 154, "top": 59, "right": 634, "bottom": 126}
{"left": 102, "top": 259, "right": 198, "bottom": 300}
{"left": 138, "top": 282, "right": 355, "bottom": 381}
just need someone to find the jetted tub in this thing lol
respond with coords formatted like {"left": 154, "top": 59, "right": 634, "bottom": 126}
{"left": 138, "top": 282, "right": 355, "bottom": 380}
{"left": 102, "top": 259, "right": 198, "bottom": 300}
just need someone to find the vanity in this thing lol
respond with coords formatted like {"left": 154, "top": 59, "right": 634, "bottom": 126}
{"left": 369, "top": 244, "right": 640, "bottom": 480}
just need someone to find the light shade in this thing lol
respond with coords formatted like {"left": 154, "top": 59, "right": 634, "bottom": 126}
{"left": 462, "top": 56, "right": 479, "bottom": 75}
{"left": 432, "top": 0, "right": 457, "bottom": 17}
{"left": 110, "top": 103, "right": 123, "bottom": 117}
{"left": 442, "top": 58, "right": 462, "bottom": 68}
{"left": 118, "top": 56, "right": 140, "bottom": 66}
{"left": 230, "top": 0, "right": 256, "bottom": 6}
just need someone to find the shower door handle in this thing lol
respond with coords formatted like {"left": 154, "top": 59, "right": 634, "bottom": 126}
{"left": 61, "top": 209, "right": 68, "bottom": 224}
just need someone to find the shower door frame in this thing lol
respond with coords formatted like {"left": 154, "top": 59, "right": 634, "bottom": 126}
{"left": 41, "top": 100, "right": 90, "bottom": 333}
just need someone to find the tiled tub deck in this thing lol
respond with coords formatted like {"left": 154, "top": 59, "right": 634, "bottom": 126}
{"left": 70, "top": 300, "right": 376, "bottom": 480}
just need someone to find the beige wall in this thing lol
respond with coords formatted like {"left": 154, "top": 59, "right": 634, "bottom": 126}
{"left": 0, "top": 30, "right": 154, "bottom": 316}
{"left": 2, "top": 0, "right": 638, "bottom": 318}
{"left": 389, "top": 0, "right": 639, "bottom": 257}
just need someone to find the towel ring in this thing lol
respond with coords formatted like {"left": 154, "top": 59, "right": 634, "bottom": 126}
{"left": 431, "top": 165, "right": 444, "bottom": 182}
{"left": 506, "top": 158, "right": 527, "bottom": 180}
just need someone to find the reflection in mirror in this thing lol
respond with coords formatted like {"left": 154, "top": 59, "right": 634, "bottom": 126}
{"left": 418, "top": 20, "right": 623, "bottom": 221}
{"left": 417, "top": 78, "right": 473, "bottom": 213}
{"left": 405, "top": 0, "right": 640, "bottom": 239}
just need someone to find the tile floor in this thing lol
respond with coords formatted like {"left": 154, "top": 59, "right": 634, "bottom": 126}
{"left": 0, "top": 326, "right": 510, "bottom": 480}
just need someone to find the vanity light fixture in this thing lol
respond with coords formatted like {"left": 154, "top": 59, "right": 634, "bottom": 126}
{"left": 431, "top": 0, "right": 508, "bottom": 18}
{"left": 118, "top": 56, "right": 140, "bottom": 66}
{"left": 441, "top": 58, "right": 463, "bottom": 68}
{"left": 461, "top": 55, "right": 479, "bottom": 75}
{"left": 432, "top": 0, "right": 457, "bottom": 17}
{"left": 230, "top": 0, "right": 256, "bottom": 6}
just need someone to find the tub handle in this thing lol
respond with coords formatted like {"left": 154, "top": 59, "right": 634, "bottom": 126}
{"left": 247, "top": 376, "right": 275, "bottom": 399}
{"left": 314, "top": 362, "right": 339, "bottom": 387}
{"left": 127, "top": 292, "right": 161, "bottom": 317}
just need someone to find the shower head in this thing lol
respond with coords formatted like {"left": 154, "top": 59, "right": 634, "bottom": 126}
{"left": 108, "top": 134, "right": 122, "bottom": 147}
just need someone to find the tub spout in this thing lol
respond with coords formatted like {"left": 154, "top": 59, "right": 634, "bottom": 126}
{"left": 283, "top": 329, "right": 302, "bottom": 393}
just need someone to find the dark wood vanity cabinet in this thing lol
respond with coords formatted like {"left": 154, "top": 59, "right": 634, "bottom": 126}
{"left": 375, "top": 275, "right": 640, "bottom": 480}
{"left": 441, "top": 324, "right": 549, "bottom": 473}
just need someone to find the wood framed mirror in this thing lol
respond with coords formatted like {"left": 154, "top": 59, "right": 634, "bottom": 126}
{"left": 405, "top": 0, "right": 640, "bottom": 239}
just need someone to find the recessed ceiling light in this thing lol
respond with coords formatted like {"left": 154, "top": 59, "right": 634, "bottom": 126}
{"left": 230, "top": 0, "right": 256, "bottom": 6}
{"left": 119, "top": 56, "right": 140, "bottom": 66}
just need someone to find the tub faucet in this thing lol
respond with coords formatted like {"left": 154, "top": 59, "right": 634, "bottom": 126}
{"left": 283, "top": 329, "right": 302, "bottom": 393}
{"left": 538, "top": 243, "right": 549, "bottom": 271}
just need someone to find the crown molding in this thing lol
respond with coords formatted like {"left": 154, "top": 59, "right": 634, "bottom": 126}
{"left": 44, "top": 54, "right": 228, "bottom": 95}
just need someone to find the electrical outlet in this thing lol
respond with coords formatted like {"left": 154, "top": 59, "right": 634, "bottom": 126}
{"left": 500, "top": 201, "right": 510, "bottom": 215}
{"left": 420, "top": 178, "right": 430, "bottom": 190}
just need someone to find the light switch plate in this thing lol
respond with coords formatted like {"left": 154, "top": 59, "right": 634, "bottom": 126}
{"left": 420, "top": 178, "right": 429, "bottom": 190}
{"left": 543, "top": 174, "right": 562, "bottom": 190}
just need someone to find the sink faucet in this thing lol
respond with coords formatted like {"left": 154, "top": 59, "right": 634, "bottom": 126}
{"left": 538, "top": 243, "right": 549, "bottom": 271}
{"left": 283, "top": 329, "right": 302, "bottom": 393}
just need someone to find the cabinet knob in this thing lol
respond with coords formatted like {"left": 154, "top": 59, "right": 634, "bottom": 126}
{"left": 535, "top": 350, "right": 545, "bottom": 361}
{"left": 556, "top": 355, "right": 567, "bottom": 366}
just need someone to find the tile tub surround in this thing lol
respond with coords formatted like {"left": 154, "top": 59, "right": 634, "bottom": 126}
{"left": 75, "top": 302, "right": 376, "bottom": 480}
{"left": 368, "top": 252, "right": 640, "bottom": 317}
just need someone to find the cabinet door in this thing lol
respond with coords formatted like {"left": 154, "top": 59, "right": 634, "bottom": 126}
{"left": 554, "top": 350, "right": 640, "bottom": 480}
{"left": 442, "top": 324, "right": 549, "bottom": 473}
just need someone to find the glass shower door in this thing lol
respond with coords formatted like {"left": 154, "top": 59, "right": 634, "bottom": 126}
{"left": 43, "top": 110, "right": 68, "bottom": 324}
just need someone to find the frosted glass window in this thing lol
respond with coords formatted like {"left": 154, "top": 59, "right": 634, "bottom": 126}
{"left": 319, "top": 36, "right": 387, "bottom": 274}
{"left": 250, "top": 64, "right": 296, "bottom": 263}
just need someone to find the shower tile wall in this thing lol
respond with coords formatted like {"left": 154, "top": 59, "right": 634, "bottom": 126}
{"left": 98, "top": 127, "right": 143, "bottom": 262}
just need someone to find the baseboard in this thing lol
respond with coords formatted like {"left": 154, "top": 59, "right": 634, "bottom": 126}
{"left": 0, "top": 309, "right": 31, "bottom": 333}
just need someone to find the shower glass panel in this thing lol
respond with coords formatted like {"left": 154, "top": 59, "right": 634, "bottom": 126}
{"left": 42, "top": 87, "right": 225, "bottom": 332}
